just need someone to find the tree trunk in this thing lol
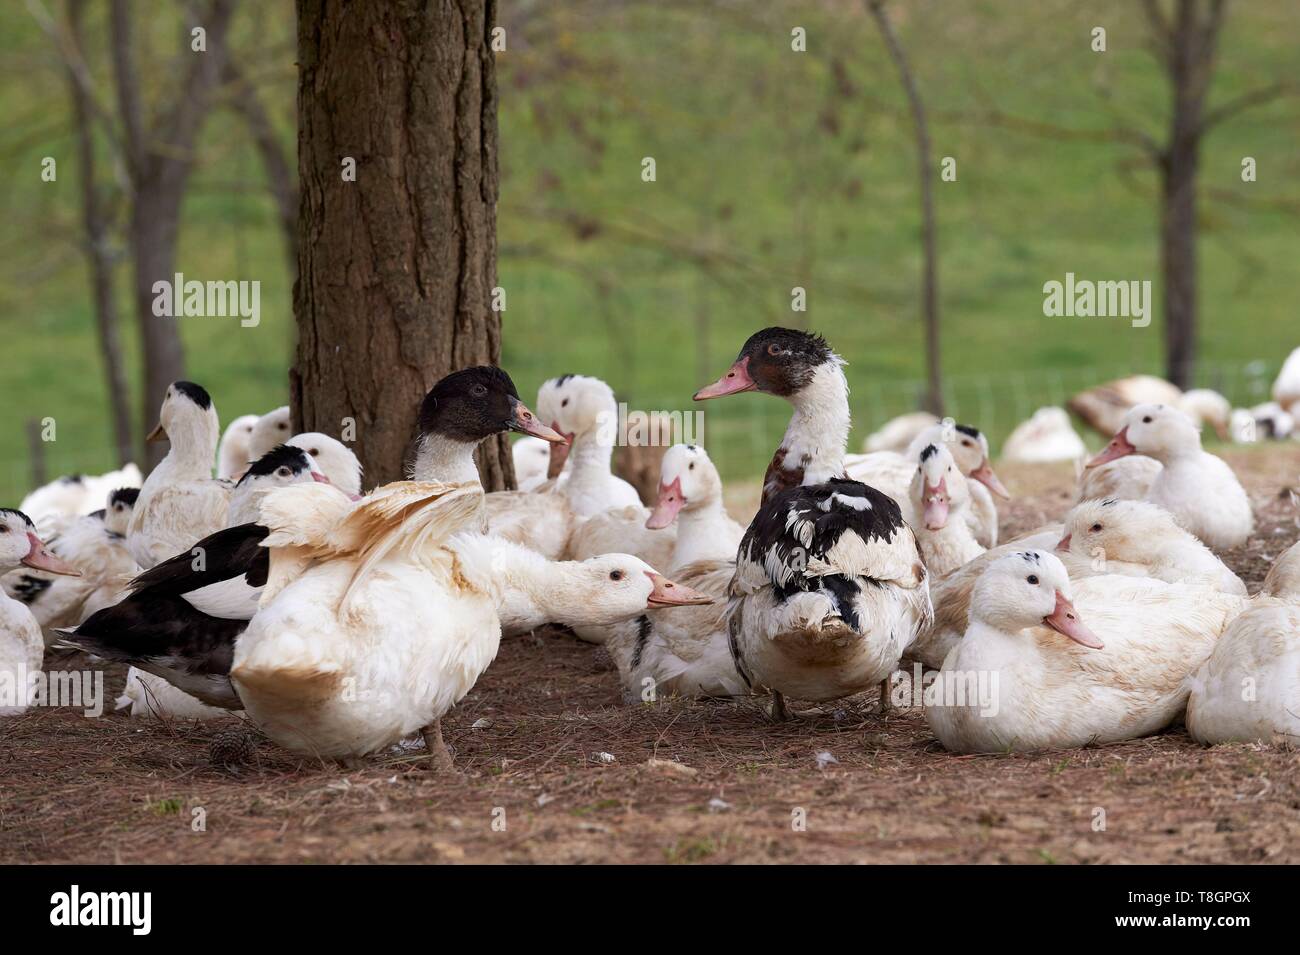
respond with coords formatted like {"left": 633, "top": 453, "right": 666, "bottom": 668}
{"left": 66, "top": 0, "right": 134, "bottom": 467}
{"left": 292, "top": 0, "right": 512, "bottom": 490}
{"left": 868, "top": 0, "right": 943, "bottom": 415}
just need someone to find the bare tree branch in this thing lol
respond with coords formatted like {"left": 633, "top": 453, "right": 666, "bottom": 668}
{"left": 1199, "top": 81, "right": 1294, "bottom": 135}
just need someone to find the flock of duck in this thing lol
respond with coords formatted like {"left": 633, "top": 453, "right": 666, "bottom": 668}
{"left": 3, "top": 328, "right": 1299, "bottom": 765}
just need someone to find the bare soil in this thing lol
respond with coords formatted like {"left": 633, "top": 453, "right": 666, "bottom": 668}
{"left": 3, "top": 446, "right": 1298, "bottom": 864}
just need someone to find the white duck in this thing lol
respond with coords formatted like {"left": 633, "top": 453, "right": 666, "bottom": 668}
{"left": 1076, "top": 454, "right": 1162, "bottom": 503}
{"left": 2, "top": 487, "right": 140, "bottom": 640}
{"left": 19, "top": 463, "right": 143, "bottom": 537}
{"left": 1177, "top": 389, "right": 1232, "bottom": 440}
{"left": 1272, "top": 345, "right": 1300, "bottom": 414}
{"left": 0, "top": 509, "right": 78, "bottom": 715}
{"left": 247, "top": 405, "right": 292, "bottom": 462}
{"left": 695, "top": 328, "right": 932, "bottom": 716}
{"left": 217, "top": 414, "right": 259, "bottom": 479}
{"left": 126, "top": 381, "right": 229, "bottom": 569}
{"left": 861, "top": 411, "right": 939, "bottom": 453}
{"left": 1056, "top": 498, "right": 1246, "bottom": 595}
{"left": 1086, "top": 403, "right": 1254, "bottom": 550}
{"left": 286, "top": 432, "right": 363, "bottom": 497}
{"left": 909, "top": 443, "right": 984, "bottom": 577}
{"left": 846, "top": 421, "right": 1008, "bottom": 548}
{"left": 1186, "top": 541, "right": 1300, "bottom": 744}
{"left": 1000, "top": 407, "right": 1086, "bottom": 463}
{"left": 234, "top": 480, "right": 706, "bottom": 764}
{"left": 599, "top": 444, "right": 745, "bottom": 693}
{"left": 926, "top": 551, "right": 1243, "bottom": 753}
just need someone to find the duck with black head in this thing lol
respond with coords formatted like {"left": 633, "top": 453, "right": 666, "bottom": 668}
{"left": 127, "top": 381, "right": 229, "bottom": 570}
{"left": 694, "top": 328, "right": 932, "bottom": 719}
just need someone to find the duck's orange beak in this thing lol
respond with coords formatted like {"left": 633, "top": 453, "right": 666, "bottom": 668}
{"left": 1043, "top": 591, "right": 1102, "bottom": 649}
{"left": 645, "top": 572, "right": 713, "bottom": 608}
{"left": 1086, "top": 427, "right": 1136, "bottom": 469}
{"left": 22, "top": 532, "right": 79, "bottom": 577}
{"left": 645, "top": 477, "right": 685, "bottom": 529}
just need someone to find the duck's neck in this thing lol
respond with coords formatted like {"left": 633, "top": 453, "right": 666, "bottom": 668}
{"left": 562, "top": 428, "right": 618, "bottom": 513}
{"left": 673, "top": 497, "right": 739, "bottom": 567}
{"left": 915, "top": 512, "right": 985, "bottom": 577}
{"left": 155, "top": 418, "right": 219, "bottom": 480}
{"left": 962, "top": 618, "right": 1037, "bottom": 672}
{"left": 452, "top": 533, "right": 622, "bottom": 634}
{"left": 413, "top": 435, "right": 481, "bottom": 485}
{"left": 767, "top": 362, "right": 851, "bottom": 497}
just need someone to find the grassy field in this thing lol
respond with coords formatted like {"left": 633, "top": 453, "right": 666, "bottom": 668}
{"left": 2, "top": 1, "right": 1298, "bottom": 499}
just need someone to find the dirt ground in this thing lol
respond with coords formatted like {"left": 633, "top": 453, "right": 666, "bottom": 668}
{"left": 3, "top": 446, "right": 1298, "bottom": 864}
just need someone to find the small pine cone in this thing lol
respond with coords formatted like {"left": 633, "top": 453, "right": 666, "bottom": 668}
{"left": 209, "top": 728, "right": 257, "bottom": 768}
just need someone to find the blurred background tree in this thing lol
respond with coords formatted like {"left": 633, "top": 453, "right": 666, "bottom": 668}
{"left": 2, "top": 0, "right": 1297, "bottom": 498}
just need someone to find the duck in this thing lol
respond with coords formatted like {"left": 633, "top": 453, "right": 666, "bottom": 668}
{"left": 694, "top": 328, "right": 932, "bottom": 716}
{"left": 1177, "top": 389, "right": 1232, "bottom": 440}
{"left": 1, "top": 487, "right": 140, "bottom": 640}
{"left": 1068, "top": 374, "right": 1183, "bottom": 438}
{"left": 0, "top": 509, "right": 79, "bottom": 715}
{"left": 247, "top": 406, "right": 292, "bottom": 462}
{"left": 484, "top": 374, "right": 643, "bottom": 559}
{"left": 1186, "top": 541, "right": 1300, "bottom": 744}
{"left": 126, "top": 381, "right": 229, "bottom": 569}
{"left": 18, "top": 463, "right": 143, "bottom": 537}
{"left": 58, "top": 447, "right": 350, "bottom": 713}
{"left": 603, "top": 446, "right": 750, "bottom": 700}
{"left": 285, "top": 432, "right": 363, "bottom": 497}
{"left": 925, "top": 550, "right": 1244, "bottom": 753}
{"left": 512, "top": 436, "right": 553, "bottom": 491}
{"left": 1086, "top": 403, "right": 1254, "bottom": 549}
{"left": 217, "top": 414, "right": 260, "bottom": 479}
{"left": 909, "top": 443, "right": 985, "bottom": 576}
{"left": 234, "top": 480, "right": 706, "bottom": 764}
{"left": 1246, "top": 401, "right": 1295, "bottom": 440}
{"left": 845, "top": 421, "right": 1009, "bottom": 548}
{"left": 1076, "top": 454, "right": 1162, "bottom": 503}
{"left": 1000, "top": 407, "right": 1086, "bottom": 463}
{"left": 861, "top": 411, "right": 939, "bottom": 453}
{"left": 1272, "top": 345, "right": 1300, "bottom": 414}
{"left": 1056, "top": 498, "right": 1246, "bottom": 595}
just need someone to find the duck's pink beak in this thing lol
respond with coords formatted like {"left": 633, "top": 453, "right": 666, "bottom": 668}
{"left": 1056, "top": 533, "right": 1072, "bottom": 553}
{"left": 1086, "top": 427, "right": 1136, "bottom": 469}
{"left": 969, "top": 460, "right": 1010, "bottom": 500}
{"left": 645, "top": 572, "right": 713, "bottom": 608}
{"left": 510, "top": 400, "right": 567, "bottom": 444}
{"left": 22, "top": 532, "right": 79, "bottom": 577}
{"left": 646, "top": 477, "right": 685, "bottom": 529}
{"left": 310, "top": 471, "right": 332, "bottom": 485}
{"left": 693, "top": 356, "right": 755, "bottom": 401}
{"left": 922, "top": 478, "right": 949, "bottom": 530}
{"left": 1043, "top": 591, "right": 1102, "bottom": 649}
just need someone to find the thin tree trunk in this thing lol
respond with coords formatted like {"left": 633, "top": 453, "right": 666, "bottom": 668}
{"left": 109, "top": 0, "right": 238, "bottom": 468}
{"left": 868, "top": 0, "right": 943, "bottom": 415}
{"left": 66, "top": 0, "right": 133, "bottom": 466}
{"left": 292, "top": 0, "right": 512, "bottom": 489}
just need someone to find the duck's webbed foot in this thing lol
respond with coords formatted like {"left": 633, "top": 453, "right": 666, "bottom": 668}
{"left": 766, "top": 690, "right": 793, "bottom": 723}
{"left": 420, "top": 718, "right": 459, "bottom": 774}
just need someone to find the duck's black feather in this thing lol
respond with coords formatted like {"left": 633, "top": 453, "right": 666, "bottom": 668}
{"left": 128, "top": 523, "right": 269, "bottom": 597}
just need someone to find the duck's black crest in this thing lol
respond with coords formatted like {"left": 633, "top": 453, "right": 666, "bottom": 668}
{"left": 737, "top": 327, "right": 831, "bottom": 365}
{"left": 954, "top": 424, "right": 981, "bottom": 439}
{"left": 173, "top": 380, "right": 213, "bottom": 410}
{"left": 553, "top": 373, "right": 577, "bottom": 387}
{"left": 919, "top": 443, "right": 939, "bottom": 462}
{"left": 109, "top": 487, "right": 140, "bottom": 508}
{"left": 0, "top": 508, "right": 35, "bottom": 528}
{"left": 238, "top": 445, "right": 312, "bottom": 484}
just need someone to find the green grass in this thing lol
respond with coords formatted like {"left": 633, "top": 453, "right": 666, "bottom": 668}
{"left": 1, "top": 1, "right": 1297, "bottom": 500}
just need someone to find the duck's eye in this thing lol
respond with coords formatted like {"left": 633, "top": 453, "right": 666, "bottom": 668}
{"left": 0, "top": 525, "right": 8, "bottom": 534}
{"left": 1143, "top": 416, "right": 1153, "bottom": 424}
{"left": 470, "top": 384, "right": 488, "bottom": 397}
{"left": 561, "top": 398, "right": 569, "bottom": 407}
{"left": 309, "top": 449, "right": 319, "bottom": 456}
{"left": 689, "top": 463, "right": 695, "bottom": 470}
{"left": 1027, "top": 574, "right": 1039, "bottom": 585}
{"left": 279, "top": 423, "right": 288, "bottom": 430}
{"left": 609, "top": 570, "right": 624, "bottom": 581}
{"left": 276, "top": 467, "right": 292, "bottom": 478}
{"left": 1090, "top": 523, "right": 1102, "bottom": 532}
{"left": 767, "top": 343, "right": 782, "bottom": 356}
{"left": 962, "top": 440, "right": 972, "bottom": 447}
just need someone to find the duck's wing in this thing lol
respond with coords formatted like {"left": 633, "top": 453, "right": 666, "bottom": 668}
{"left": 55, "top": 593, "right": 244, "bottom": 709}
{"left": 127, "top": 523, "right": 269, "bottom": 620}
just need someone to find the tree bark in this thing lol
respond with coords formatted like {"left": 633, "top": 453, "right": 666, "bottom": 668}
{"left": 292, "top": 0, "right": 512, "bottom": 489}
{"left": 109, "top": 0, "right": 238, "bottom": 467}
{"left": 868, "top": 0, "right": 943, "bottom": 415}
{"left": 66, "top": 0, "right": 133, "bottom": 466}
